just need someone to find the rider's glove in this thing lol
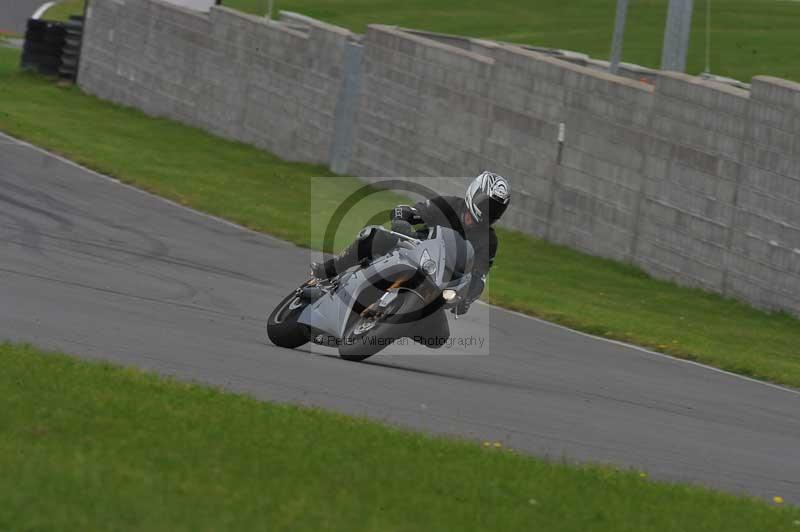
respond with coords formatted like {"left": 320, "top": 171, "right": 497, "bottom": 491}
{"left": 391, "top": 205, "right": 423, "bottom": 225}
{"left": 454, "top": 300, "right": 471, "bottom": 315}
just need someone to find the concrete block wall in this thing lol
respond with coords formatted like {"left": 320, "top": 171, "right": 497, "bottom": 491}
{"left": 352, "top": 30, "right": 655, "bottom": 257}
{"left": 482, "top": 47, "right": 566, "bottom": 241}
{"left": 79, "top": 0, "right": 352, "bottom": 164}
{"left": 347, "top": 24, "right": 800, "bottom": 314}
{"left": 729, "top": 77, "right": 800, "bottom": 311}
{"left": 349, "top": 26, "right": 496, "bottom": 211}
{"left": 78, "top": 0, "right": 800, "bottom": 316}
{"left": 634, "top": 74, "right": 749, "bottom": 292}
{"left": 546, "top": 57, "right": 653, "bottom": 261}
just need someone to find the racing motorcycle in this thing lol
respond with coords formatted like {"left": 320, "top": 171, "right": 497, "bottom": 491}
{"left": 267, "top": 222, "right": 475, "bottom": 361}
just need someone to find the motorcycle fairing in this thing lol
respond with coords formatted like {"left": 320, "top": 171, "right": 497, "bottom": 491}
{"left": 297, "top": 226, "right": 475, "bottom": 339}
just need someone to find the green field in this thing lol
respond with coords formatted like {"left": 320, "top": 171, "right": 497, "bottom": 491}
{"left": 47, "top": 0, "right": 800, "bottom": 82}
{"left": 2, "top": 342, "right": 798, "bottom": 531}
{"left": 2, "top": 45, "right": 800, "bottom": 388}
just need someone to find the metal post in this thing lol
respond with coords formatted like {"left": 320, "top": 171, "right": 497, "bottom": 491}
{"left": 703, "top": 0, "right": 711, "bottom": 74}
{"left": 661, "top": 0, "right": 695, "bottom": 72}
{"left": 267, "top": 0, "right": 273, "bottom": 19}
{"left": 609, "top": 0, "right": 629, "bottom": 75}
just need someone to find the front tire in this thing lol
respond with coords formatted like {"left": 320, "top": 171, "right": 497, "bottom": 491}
{"left": 267, "top": 291, "right": 309, "bottom": 349}
{"left": 338, "top": 314, "right": 397, "bottom": 361}
{"left": 338, "top": 292, "right": 416, "bottom": 362}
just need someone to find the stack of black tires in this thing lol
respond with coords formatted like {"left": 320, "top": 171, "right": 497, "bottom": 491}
{"left": 60, "top": 17, "right": 84, "bottom": 81}
{"left": 20, "top": 16, "right": 84, "bottom": 81}
{"left": 21, "top": 19, "right": 66, "bottom": 76}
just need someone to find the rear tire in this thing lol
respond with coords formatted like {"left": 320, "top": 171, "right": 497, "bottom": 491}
{"left": 267, "top": 291, "right": 309, "bottom": 349}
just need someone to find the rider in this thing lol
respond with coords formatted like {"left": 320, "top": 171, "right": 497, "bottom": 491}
{"left": 311, "top": 171, "right": 511, "bottom": 316}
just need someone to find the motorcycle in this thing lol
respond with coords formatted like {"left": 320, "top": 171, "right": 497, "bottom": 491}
{"left": 267, "top": 222, "right": 475, "bottom": 361}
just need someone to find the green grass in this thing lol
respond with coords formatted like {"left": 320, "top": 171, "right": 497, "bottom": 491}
{"left": 1, "top": 44, "right": 800, "bottom": 389}
{"left": 46, "top": 0, "right": 800, "bottom": 82}
{"left": 0, "top": 53, "right": 398, "bottom": 249}
{"left": 490, "top": 234, "right": 800, "bottom": 384}
{"left": 2, "top": 341, "right": 798, "bottom": 531}
{"left": 41, "top": 0, "right": 85, "bottom": 22}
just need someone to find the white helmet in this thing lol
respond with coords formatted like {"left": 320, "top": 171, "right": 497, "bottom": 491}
{"left": 465, "top": 171, "right": 510, "bottom": 224}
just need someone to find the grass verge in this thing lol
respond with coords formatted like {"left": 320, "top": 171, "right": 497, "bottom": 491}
{"left": 2, "top": 341, "right": 798, "bottom": 531}
{"left": 1, "top": 45, "right": 800, "bottom": 389}
{"left": 45, "top": 0, "right": 800, "bottom": 82}
{"left": 40, "top": 0, "right": 85, "bottom": 21}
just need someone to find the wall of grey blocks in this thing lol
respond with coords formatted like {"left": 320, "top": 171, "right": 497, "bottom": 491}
{"left": 79, "top": 0, "right": 351, "bottom": 164}
{"left": 79, "top": 0, "right": 800, "bottom": 316}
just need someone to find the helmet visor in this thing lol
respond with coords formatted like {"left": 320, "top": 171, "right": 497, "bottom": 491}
{"left": 488, "top": 197, "right": 509, "bottom": 224}
{"left": 471, "top": 191, "right": 508, "bottom": 225}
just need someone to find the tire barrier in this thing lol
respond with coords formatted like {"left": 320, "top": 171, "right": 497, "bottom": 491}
{"left": 21, "top": 19, "right": 65, "bottom": 76}
{"left": 20, "top": 16, "right": 84, "bottom": 81}
{"left": 60, "top": 16, "right": 84, "bottom": 81}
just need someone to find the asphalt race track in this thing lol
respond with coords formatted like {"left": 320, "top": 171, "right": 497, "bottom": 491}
{"left": 0, "top": 0, "right": 47, "bottom": 33}
{"left": 2, "top": 132, "right": 799, "bottom": 502}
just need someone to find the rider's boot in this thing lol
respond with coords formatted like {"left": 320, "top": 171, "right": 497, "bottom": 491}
{"left": 310, "top": 258, "right": 338, "bottom": 280}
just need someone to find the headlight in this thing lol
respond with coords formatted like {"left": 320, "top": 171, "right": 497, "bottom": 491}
{"left": 420, "top": 249, "right": 437, "bottom": 275}
{"left": 442, "top": 289, "right": 457, "bottom": 301}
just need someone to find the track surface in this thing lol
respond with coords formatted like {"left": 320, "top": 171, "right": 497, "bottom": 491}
{"left": 0, "top": 0, "right": 45, "bottom": 33}
{"left": 1, "top": 133, "right": 799, "bottom": 502}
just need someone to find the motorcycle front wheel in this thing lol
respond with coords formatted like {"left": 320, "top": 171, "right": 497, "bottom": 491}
{"left": 338, "top": 293, "right": 414, "bottom": 362}
{"left": 338, "top": 314, "right": 397, "bottom": 361}
{"left": 267, "top": 289, "right": 310, "bottom": 349}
